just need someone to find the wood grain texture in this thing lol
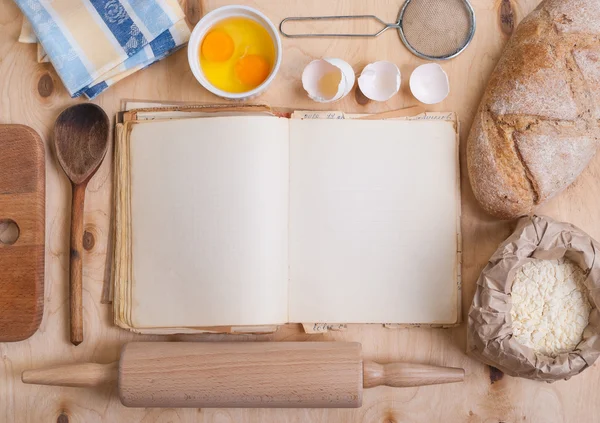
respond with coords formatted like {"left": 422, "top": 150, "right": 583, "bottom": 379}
{"left": 362, "top": 362, "right": 464, "bottom": 389}
{"left": 22, "top": 362, "right": 118, "bottom": 388}
{"left": 22, "top": 342, "right": 463, "bottom": 408}
{"left": 119, "top": 342, "right": 363, "bottom": 408}
{"left": 68, "top": 183, "right": 86, "bottom": 346}
{"left": 183, "top": 0, "right": 203, "bottom": 26}
{"left": 499, "top": 0, "right": 516, "bottom": 36}
{"left": 0, "top": 125, "right": 45, "bottom": 342}
{"left": 4, "top": 0, "right": 600, "bottom": 421}
{"left": 54, "top": 104, "right": 110, "bottom": 345}
{"left": 54, "top": 104, "right": 110, "bottom": 185}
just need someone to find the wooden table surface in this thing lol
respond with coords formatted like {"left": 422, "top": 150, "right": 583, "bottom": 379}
{"left": 3, "top": 0, "right": 600, "bottom": 422}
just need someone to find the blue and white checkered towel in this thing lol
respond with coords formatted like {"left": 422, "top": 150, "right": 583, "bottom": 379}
{"left": 15, "top": 0, "right": 190, "bottom": 99}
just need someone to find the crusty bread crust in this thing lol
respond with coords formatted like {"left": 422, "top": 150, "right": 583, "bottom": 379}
{"left": 467, "top": 0, "right": 600, "bottom": 219}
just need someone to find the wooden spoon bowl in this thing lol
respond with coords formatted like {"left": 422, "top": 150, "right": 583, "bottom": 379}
{"left": 54, "top": 103, "right": 110, "bottom": 345}
{"left": 55, "top": 104, "right": 110, "bottom": 184}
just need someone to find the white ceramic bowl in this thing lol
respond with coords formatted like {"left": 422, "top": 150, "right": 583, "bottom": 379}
{"left": 187, "top": 5, "right": 282, "bottom": 100}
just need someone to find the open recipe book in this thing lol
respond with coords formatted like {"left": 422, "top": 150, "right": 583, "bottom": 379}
{"left": 113, "top": 106, "right": 461, "bottom": 334}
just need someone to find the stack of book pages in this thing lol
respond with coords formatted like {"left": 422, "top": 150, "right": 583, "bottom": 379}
{"left": 112, "top": 103, "right": 461, "bottom": 334}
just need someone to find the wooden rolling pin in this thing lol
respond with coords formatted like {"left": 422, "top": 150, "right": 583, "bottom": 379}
{"left": 22, "top": 342, "right": 464, "bottom": 408}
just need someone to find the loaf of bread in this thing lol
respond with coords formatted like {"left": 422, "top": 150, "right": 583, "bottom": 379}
{"left": 467, "top": 0, "right": 600, "bottom": 219}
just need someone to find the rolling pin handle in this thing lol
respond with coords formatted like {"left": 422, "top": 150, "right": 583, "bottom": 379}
{"left": 22, "top": 362, "right": 118, "bottom": 388}
{"left": 362, "top": 361, "right": 464, "bottom": 388}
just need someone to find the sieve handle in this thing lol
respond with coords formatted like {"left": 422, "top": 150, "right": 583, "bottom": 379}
{"left": 279, "top": 15, "right": 399, "bottom": 38}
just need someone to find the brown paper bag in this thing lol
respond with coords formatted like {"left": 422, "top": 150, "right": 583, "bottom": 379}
{"left": 467, "top": 215, "right": 600, "bottom": 381}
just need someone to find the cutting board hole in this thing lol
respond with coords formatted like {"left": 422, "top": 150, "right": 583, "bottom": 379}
{"left": 0, "top": 219, "right": 20, "bottom": 245}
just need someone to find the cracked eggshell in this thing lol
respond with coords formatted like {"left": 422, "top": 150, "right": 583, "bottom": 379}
{"left": 302, "top": 58, "right": 355, "bottom": 103}
{"left": 358, "top": 61, "right": 401, "bottom": 102}
{"left": 409, "top": 63, "right": 450, "bottom": 105}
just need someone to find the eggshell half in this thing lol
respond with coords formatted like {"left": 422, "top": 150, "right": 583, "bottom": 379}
{"left": 302, "top": 58, "right": 355, "bottom": 103}
{"left": 409, "top": 63, "right": 450, "bottom": 105}
{"left": 358, "top": 61, "right": 401, "bottom": 102}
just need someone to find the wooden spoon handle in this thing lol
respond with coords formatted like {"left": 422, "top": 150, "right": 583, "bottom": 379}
{"left": 70, "top": 183, "right": 87, "bottom": 346}
{"left": 362, "top": 361, "right": 464, "bottom": 388}
{"left": 22, "top": 362, "right": 118, "bottom": 387}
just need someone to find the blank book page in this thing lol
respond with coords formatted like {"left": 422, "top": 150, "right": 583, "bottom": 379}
{"left": 129, "top": 116, "right": 290, "bottom": 327}
{"left": 288, "top": 119, "right": 459, "bottom": 324}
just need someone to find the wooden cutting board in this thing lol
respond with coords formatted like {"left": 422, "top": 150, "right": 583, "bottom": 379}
{"left": 0, "top": 125, "right": 45, "bottom": 342}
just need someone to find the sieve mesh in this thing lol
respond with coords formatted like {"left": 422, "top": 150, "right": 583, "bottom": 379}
{"left": 400, "top": 0, "right": 474, "bottom": 59}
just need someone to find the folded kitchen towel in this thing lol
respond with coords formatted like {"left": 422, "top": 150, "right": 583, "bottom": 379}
{"left": 14, "top": 0, "right": 190, "bottom": 99}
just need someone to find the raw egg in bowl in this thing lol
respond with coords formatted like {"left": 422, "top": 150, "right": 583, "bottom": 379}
{"left": 188, "top": 6, "right": 282, "bottom": 100}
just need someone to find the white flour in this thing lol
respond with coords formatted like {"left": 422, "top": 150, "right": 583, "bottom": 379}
{"left": 510, "top": 258, "right": 591, "bottom": 357}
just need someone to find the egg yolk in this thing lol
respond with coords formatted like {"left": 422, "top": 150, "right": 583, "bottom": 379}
{"left": 235, "top": 55, "right": 270, "bottom": 87}
{"left": 201, "top": 30, "right": 234, "bottom": 62}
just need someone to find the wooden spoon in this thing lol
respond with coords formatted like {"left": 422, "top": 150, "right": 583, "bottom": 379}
{"left": 54, "top": 104, "right": 109, "bottom": 346}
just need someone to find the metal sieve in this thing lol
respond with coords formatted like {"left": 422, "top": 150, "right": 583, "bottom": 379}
{"left": 279, "top": 0, "right": 476, "bottom": 60}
